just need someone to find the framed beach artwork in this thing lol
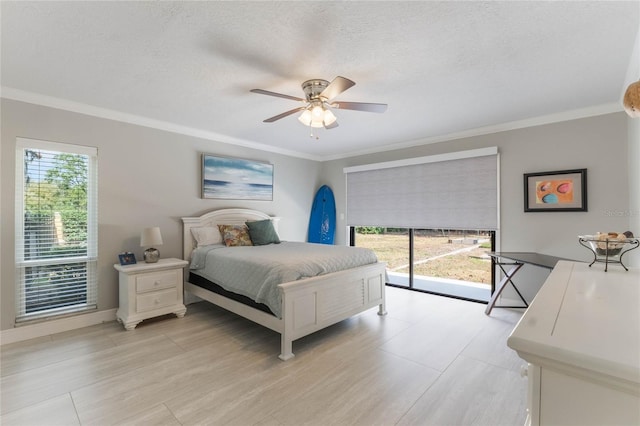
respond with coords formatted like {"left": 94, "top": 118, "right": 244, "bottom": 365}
{"left": 201, "top": 154, "right": 273, "bottom": 200}
{"left": 524, "top": 168, "right": 587, "bottom": 212}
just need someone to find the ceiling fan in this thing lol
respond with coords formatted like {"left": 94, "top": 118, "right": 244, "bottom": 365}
{"left": 250, "top": 76, "right": 387, "bottom": 130}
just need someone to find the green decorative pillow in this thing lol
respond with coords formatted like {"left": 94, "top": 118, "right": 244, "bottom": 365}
{"left": 217, "top": 224, "right": 253, "bottom": 247}
{"left": 246, "top": 219, "right": 280, "bottom": 246}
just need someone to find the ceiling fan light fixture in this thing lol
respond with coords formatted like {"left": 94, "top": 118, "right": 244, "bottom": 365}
{"left": 310, "top": 117, "right": 325, "bottom": 128}
{"left": 311, "top": 104, "right": 324, "bottom": 118}
{"left": 298, "top": 109, "right": 312, "bottom": 126}
{"left": 323, "top": 108, "right": 337, "bottom": 126}
{"left": 310, "top": 104, "right": 325, "bottom": 127}
{"left": 299, "top": 103, "right": 331, "bottom": 128}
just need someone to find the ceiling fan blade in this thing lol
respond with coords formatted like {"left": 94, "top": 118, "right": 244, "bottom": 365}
{"left": 320, "top": 76, "right": 356, "bottom": 101}
{"left": 263, "top": 106, "right": 307, "bottom": 123}
{"left": 324, "top": 120, "right": 339, "bottom": 130}
{"left": 250, "top": 89, "right": 305, "bottom": 102}
{"left": 330, "top": 101, "right": 388, "bottom": 113}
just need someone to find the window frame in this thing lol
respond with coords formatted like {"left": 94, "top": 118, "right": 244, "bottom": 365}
{"left": 350, "top": 226, "right": 495, "bottom": 303}
{"left": 15, "top": 138, "right": 98, "bottom": 322}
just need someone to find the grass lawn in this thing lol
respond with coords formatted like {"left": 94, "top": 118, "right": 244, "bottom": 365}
{"left": 354, "top": 232, "right": 492, "bottom": 285}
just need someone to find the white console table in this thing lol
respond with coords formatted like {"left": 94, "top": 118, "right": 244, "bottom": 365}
{"left": 507, "top": 261, "right": 639, "bottom": 426}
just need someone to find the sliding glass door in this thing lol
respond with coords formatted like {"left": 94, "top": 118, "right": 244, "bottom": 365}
{"left": 351, "top": 227, "right": 411, "bottom": 287}
{"left": 352, "top": 227, "right": 494, "bottom": 302}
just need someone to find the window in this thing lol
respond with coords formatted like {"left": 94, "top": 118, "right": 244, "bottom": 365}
{"left": 345, "top": 147, "right": 499, "bottom": 302}
{"left": 352, "top": 227, "right": 494, "bottom": 302}
{"left": 15, "top": 138, "right": 98, "bottom": 322}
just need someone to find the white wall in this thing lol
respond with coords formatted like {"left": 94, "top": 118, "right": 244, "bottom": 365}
{"left": 322, "top": 112, "right": 632, "bottom": 302}
{"left": 1, "top": 99, "right": 635, "bottom": 332}
{"left": 625, "top": 27, "right": 640, "bottom": 268}
{"left": 1, "top": 99, "right": 321, "bottom": 331}
{"left": 628, "top": 114, "right": 640, "bottom": 268}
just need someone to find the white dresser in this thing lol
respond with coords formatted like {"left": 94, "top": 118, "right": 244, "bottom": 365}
{"left": 114, "top": 258, "right": 188, "bottom": 330}
{"left": 507, "top": 261, "right": 640, "bottom": 425}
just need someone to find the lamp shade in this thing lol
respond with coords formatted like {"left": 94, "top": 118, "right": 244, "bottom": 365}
{"left": 140, "top": 227, "right": 163, "bottom": 247}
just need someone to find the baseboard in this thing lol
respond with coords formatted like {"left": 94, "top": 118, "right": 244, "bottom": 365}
{"left": 0, "top": 308, "right": 117, "bottom": 345}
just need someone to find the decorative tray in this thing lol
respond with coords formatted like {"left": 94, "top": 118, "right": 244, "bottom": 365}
{"left": 578, "top": 234, "right": 639, "bottom": 271}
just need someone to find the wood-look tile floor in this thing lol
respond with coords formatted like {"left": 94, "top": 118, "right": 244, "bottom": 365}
{"left": 0, "top": 287, "right": 527, "bottom": 426}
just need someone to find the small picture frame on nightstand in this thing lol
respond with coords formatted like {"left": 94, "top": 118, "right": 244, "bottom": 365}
{"left": 118, "top": 252, "right": 137, "bottom": 265}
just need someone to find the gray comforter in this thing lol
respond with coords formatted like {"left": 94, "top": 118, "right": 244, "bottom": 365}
{"left": 189, "top": 241, "right": 378, "bottom": 318}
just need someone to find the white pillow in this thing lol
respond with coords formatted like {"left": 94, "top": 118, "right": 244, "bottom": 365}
{"left": 190, "top": 226, "right": 222, "bottom": 247}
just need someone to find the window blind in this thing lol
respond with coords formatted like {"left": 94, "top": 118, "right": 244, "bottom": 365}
{"left": 344, "top": 147, "right": 499, "bottom": 230}
{"left": 15, "top": 138, "right": 98, "bottom": 322}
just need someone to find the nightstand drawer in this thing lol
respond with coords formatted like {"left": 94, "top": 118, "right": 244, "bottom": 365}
{"left": 136, "top": 270, "right": 179, "bottom": 293}
{"left": 136, "top": 288, "right": 178, "bottom": 312}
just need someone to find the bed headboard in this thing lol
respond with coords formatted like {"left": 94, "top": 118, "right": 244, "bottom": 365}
{"left": 181, "top": 208, "right": 281, "bottom": 260}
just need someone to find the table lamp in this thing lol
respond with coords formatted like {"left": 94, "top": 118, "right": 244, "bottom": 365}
{"left": 140, "top": 227, "right": 163, "bottom": 263}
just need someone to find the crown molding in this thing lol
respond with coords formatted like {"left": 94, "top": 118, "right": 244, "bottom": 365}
{"left": 2, "top": 86, "right": 622, "bottom": 163}
{"left": 324, "top": 102, "right": 623, "bottom": 161}
{"left": 0, "top": 87, "right": 321, "bottom": 161}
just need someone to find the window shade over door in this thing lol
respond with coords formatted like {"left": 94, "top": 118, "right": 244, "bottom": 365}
{"left": 344, "top": 147, "right": 499, "bottom": 230}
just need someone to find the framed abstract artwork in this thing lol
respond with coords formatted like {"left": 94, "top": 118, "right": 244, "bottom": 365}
{"left": 201, "top": 154, "right": 273, "bottom": 200}
{"left": 524, "top": 169, "right": 587, "bottom": 212}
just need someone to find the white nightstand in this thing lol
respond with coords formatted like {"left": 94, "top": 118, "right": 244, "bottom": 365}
{"left": 114, "top": 257, "right": 188, "bottom": 330}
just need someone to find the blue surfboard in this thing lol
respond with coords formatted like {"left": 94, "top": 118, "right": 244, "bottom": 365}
{"left": 308, "top": 185, "right": 336, "bottom": 244}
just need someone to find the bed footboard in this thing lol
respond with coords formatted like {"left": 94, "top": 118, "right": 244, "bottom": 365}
{"left": 278, "top": 262, "right": 387, "bottom": 360}
{"left": 185, "top": 263, "right": 386, "bottom": 361}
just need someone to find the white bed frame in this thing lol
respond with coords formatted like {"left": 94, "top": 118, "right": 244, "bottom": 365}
{"left": 182, "top": 208, "right": 387, "bottom": 360}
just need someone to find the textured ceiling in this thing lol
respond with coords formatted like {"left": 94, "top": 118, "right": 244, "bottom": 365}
{"left": 2, "top": 1, "right": 639, "bottom": 160}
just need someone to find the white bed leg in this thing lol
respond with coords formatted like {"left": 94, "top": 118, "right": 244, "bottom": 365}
{"left": 378, "top": 302, "right": 387, "bottom": 316}
{"left": 279, "top": 336, "right": 294, "bottom": 361}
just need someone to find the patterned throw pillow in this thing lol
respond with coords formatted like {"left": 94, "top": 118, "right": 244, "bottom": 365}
{"left": 217, "top": 224, "right": 253, "bottom": 247}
